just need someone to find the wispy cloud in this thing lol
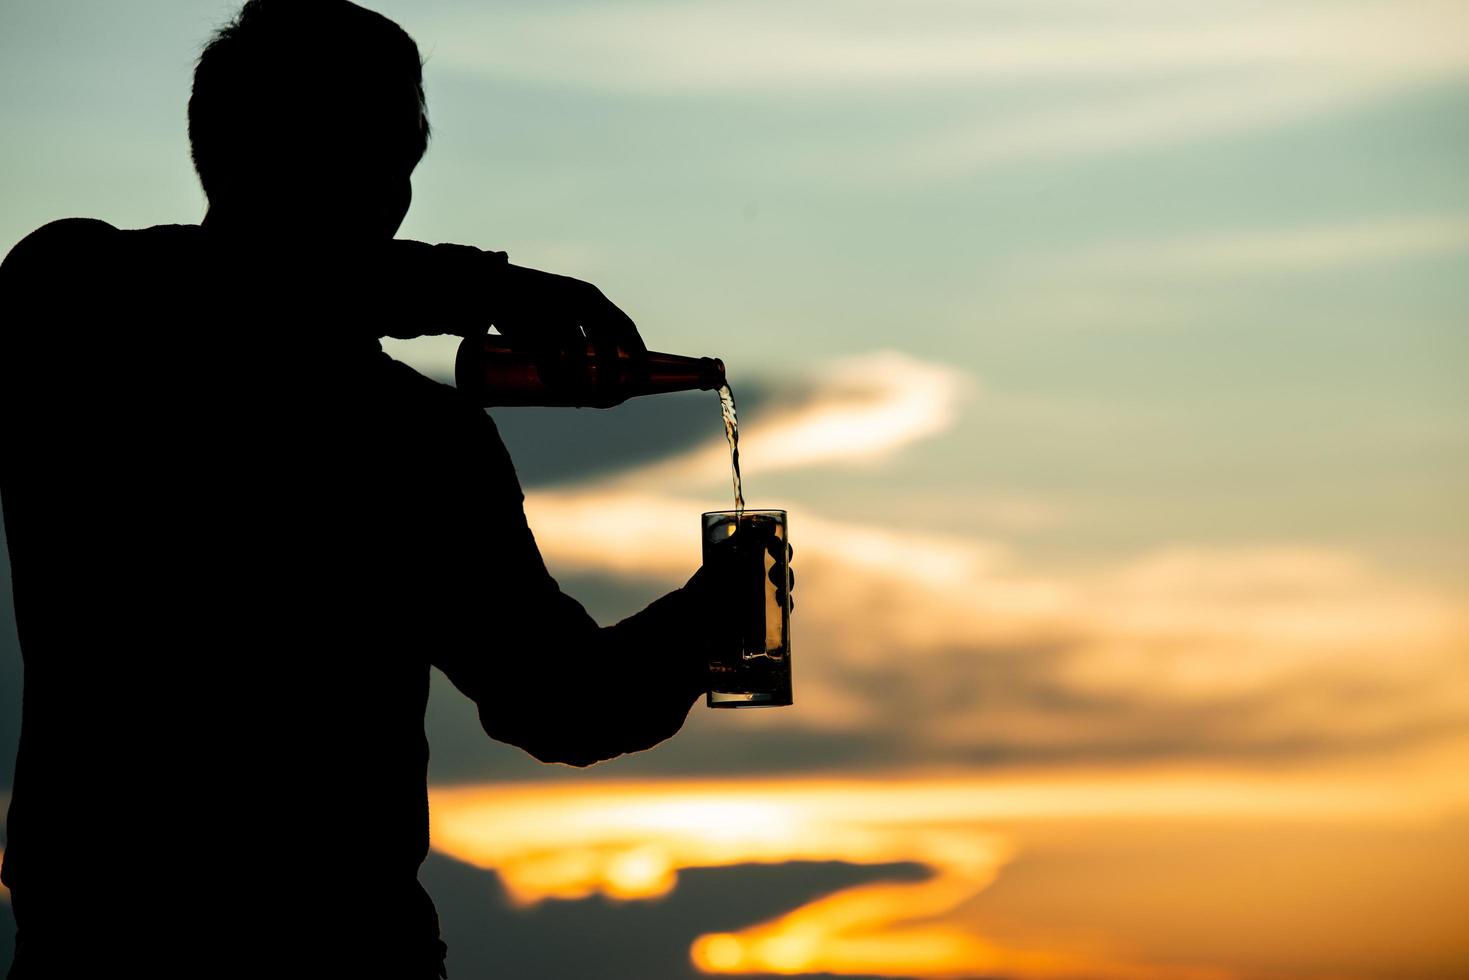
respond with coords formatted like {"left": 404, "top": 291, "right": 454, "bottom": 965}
{"left": 880, "top": 69, "right": 1408, "bottom": 180}
{"left": 422, "top": 0, "right": 1469, "bottom": 94}
{"left": 622, "top": 350, "right": 971, "bottom": 493}
{"left": 528, "top": 481, "right": 1469, "bottom": 756}
{"left": 417, "top": 0, "right": 1469, "bottom": 180}
{"left": 1042, "top": 214, "right": 1469, "bottom": 279}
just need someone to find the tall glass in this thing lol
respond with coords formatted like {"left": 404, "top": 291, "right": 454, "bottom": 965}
{"left": 702, "top": 509, "right": 793, "bottom": 707}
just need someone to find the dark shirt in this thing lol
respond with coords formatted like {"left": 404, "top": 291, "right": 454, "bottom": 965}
{"left": 0, "top": 219, "right": 707, "bottom": 978}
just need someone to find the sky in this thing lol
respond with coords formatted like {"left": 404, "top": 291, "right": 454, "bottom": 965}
{"left": 2, "top": 1, "right": 1467, "bottom": 978}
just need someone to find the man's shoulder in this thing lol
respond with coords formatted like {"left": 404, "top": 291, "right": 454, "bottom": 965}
{"left": 18, "top": 216, "right": 120, "bottom": 241}
{"left": 2, "top": 217, "right": 117, "bottom": 269}
{"left": 3, "top": 218, "right": 204, "bottom": 270}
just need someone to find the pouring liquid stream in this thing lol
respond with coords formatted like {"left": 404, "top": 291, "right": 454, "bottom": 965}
{"left": 717, "top": 383, "right": 744, "bottom": 515}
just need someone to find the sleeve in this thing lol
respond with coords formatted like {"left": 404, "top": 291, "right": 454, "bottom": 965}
{"left": 418, "top": 384, "right": 710, "bottom": 768}
{"left": 369, "top": 238, "right": 510, "bottom": 340}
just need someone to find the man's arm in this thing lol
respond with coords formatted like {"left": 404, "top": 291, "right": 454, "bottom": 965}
{"left": 379, "top": 239, "right": 645, "bottom": 349}
{"left": 368, "top": 239, "right": 757, "bottom": 766}
{"left": 372, "top": 239, "right": 651, "bottom": 402}
{"left": 398, "top": 362, "right": 713, "bottom": 768}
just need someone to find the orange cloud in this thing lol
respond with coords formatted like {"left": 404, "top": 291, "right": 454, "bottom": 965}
{"left": 522, "top": 483, "right": 1469, "bottom": 758}
{"left": 427, "top": 760, "right": 1469, "bottom": 979}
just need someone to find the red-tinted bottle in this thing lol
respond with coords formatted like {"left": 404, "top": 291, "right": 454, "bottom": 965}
{"left": 454, "top": 337, "right": 726, "bottom": 408}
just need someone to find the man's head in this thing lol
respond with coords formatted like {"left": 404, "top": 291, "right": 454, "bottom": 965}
{"left": 189, "top": 0, "right": 430, "bottom": 241}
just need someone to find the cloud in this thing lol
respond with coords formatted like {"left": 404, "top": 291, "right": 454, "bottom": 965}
{"left": 526, "top": 479, "right": 1469, "bottom": 762}
{"left": 416, "top": 0, "right": 1469, "bottom": 180}
{"left": 426, "top": 759, "right": 1469, "bottom": 978}
{"left": 880, "top": 69, "right": 1405, "bottom": 180}
{"left": 618, "top": 350, "right": 971, "bottom": 493}
{"left": 1041, "top": 214, "right": 1469, "bottom": 279}
{"left": 420, "top": 0, "right": 1469, "bottom": 95}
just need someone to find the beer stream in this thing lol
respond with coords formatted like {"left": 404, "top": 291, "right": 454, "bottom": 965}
{"left": 717, "top": 383, "right": 744, "bottom": 514}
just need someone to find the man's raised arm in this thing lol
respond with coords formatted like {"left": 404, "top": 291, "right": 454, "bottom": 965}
{"left": 401, "top": 363, "right": 715, "bottom": 767}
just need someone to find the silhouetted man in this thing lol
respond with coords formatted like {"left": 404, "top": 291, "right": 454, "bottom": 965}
{"left": 0, "top": 2, "right": 751, "bottom": 976}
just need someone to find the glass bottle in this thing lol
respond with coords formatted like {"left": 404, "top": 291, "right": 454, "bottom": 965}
{"left": 454, "top": 337, "right": 726, "bottom": 408}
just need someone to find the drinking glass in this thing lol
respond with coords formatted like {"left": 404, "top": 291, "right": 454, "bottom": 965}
{"left": 702, "top": 509, "right": 792, "bottom": 707}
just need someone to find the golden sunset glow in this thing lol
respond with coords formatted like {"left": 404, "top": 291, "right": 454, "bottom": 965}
{"left": 426, "top": 752, "right": 1469, "bottom": 979}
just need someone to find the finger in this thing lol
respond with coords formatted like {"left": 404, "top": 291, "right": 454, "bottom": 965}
{"left": 591, "top": 289, "right": 647, "bottom": 357}
{"left": 534, "top": 285, "right": 592, "bottom": 369}
{"left": 583, "top": 288, "right": 650, "bottom": 387}
{"left": 495, "top": 314, "right": 582, "bottom": 352}
{"left": 575, "top": 288, "right": 625, "bottom": 346}
{"left": 493, "top": 268, "right": 585, "bottom": 349}
{"left": 773, "top": 580, "right": 792, "bottom": 613}
{"left": 585, "top": 313, "right": 624, "bottom": 407}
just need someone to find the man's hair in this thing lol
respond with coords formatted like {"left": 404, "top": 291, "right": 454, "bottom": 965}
{"left": 188, "top": 0, "right": 430, "bottom": 204}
